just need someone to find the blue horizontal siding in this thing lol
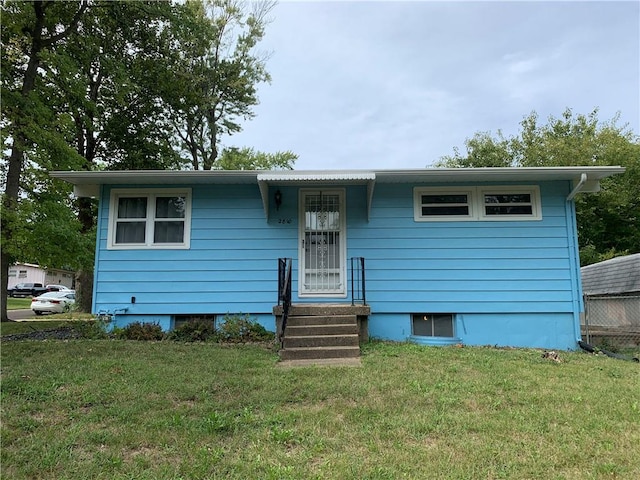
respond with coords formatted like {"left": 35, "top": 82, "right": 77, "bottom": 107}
{"left": 94, "top": 184, "right": 292, "bottom": 316}
{"left": 345, "top": 181, "right": 578, "bottom": 318}
{"left": 93, "top": 179, "right": 581, "bottom": 349}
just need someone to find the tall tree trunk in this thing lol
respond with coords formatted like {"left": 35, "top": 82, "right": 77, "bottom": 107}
{"left": 1, "top": 3, "right": 46, "bottom": 322}
{"left": 1, "top": 1, "right": 87, "bottom": 322}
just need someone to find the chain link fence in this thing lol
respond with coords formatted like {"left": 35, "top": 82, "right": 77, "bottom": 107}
{"left": 582, "top": 295, "right": 640, "bottom": 351}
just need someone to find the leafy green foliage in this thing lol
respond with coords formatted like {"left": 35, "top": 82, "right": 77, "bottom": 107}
{"left": 438, "top": 108, "right": 640, "bottom": 264}
{"left": 1, "top": 0, "right": 291, "bottom": 319}
{"left": 116, "top": 322, "right": 164, "bottom": 341}
{"left": 217, "top": 313, "right": 275, "bottom": 343}
{"left": 69, "top": 319, "right": 110, "bottom": 340}
{"left": 217, "top": 147, "right": 297, "bottom": 170}
{"left": 168, "top": 320, "right": 218, "bottom": 342}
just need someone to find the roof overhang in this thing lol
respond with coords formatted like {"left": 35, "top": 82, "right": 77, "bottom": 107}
{"left": 50, "top": 166, "right": 625, "bottom": 219}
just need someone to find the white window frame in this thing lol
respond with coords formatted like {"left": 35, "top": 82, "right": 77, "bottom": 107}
{"left": 414, "top": 187, "right": 475, "bottom": 221}
{"left": 414, "top": 186, "right": 541, "bottom": 222}
{"left": 107, "top": 188, "right": 192, "bottom": 250}
{"left": 478, "top": 186, "right": 541, "bottom": 221}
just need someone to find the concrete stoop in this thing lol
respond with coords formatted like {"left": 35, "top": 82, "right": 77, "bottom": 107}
{"left": 278, "top": 310, "right": 361, "bottom": 364}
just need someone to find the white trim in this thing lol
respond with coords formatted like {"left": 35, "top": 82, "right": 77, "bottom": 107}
{"left": 298, "top": 188, "right": 347, "bottom": 298}
{"left": 414, "top": 187, "right": 476, "bottom": 222}
{"left": 414, "top": 186, "right": 542, "bottom": 222}
{"left": 107, "top": 188, "right": 192, "bottom": 250}
{"left": 478, "top": 185, "right": 541, "bottom": 221}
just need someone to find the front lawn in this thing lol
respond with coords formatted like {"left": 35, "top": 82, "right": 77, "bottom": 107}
{"left": 1, "top": 340, "right": 638, "bottom": 479}
{"left": 6, "top": 298, "right": 32, "bottom": 310}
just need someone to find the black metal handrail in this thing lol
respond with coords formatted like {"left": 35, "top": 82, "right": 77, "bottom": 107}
{"left": 350, "top": 257, "right": 366, "bottom": 305}
{"left": 277, "top": 257, "right": 292, "bottom": 346}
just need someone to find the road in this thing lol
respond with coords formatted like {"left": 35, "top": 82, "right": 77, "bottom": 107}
{"left": 8, "top": 309, "right": 38, "bottom": 321}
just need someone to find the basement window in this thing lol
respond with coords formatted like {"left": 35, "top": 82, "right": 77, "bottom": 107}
{"left": 412, "top": 313, "right": 454, "bottom": 337}
{"left": 173, "top": 314, "right": 216, "bottom": 330}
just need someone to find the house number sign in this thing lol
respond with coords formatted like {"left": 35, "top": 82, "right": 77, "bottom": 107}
{"left": 277, "top": 218, "right": 292, "bottom": 224}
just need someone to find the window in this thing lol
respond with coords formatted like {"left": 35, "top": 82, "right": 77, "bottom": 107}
{"left": 478, "top": 186, "right": 541, "bottom": 220}
{"left": 412, "top": 314, "right": 454, "bottom": 337}
{"left": 414, "top": 186, "right": 541, "bottom": 221}
{"left": 173, "top": 314, "right": 216, "bottom": 330}
{"left": 108, "top": 189, "right": 191, "bottom": 249}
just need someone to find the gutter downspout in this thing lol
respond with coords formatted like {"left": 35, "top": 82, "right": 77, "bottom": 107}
{"left": 566, "top": 173, "right": 588, "bottom": 201}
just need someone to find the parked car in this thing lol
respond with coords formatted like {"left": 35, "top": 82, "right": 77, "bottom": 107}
{"left": 7, "top": 283, "right": 47, "bottom": 298}
{"left": 45, "top": 284, "right": 74, "bottom": 293}
{"left": 31, "top": 291, "right": 76, "bottom": 315}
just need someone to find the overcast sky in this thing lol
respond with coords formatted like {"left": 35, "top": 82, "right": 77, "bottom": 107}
{"left": 227, "top": 0, "right": 639, "bottom": 170}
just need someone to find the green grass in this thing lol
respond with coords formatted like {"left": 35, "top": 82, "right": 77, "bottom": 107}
{"left": 1, "top": 340, "right": 639, "bottom": 479}
{"left": 6, "top": 298, "right": 32, "bottom": 310}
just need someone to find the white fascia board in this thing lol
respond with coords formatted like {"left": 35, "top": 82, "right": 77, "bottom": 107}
{"left": 374, "top": 166, "right": 625, "bottom": 183}
{"left": 51, "top": 170, "right": 261, "bottom": 186}
{"left": 257, "top": 171, "right": 376, "bottom": 182}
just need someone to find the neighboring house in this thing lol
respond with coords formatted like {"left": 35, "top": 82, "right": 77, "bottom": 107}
{"left": 8, "top": 262, "right": 75, "bottom": 290}
{"left": 52, "top": 166, "right": 623, "bottom": 351}
{"left": 581, "top": 253, "right": 640, "bottom": 347}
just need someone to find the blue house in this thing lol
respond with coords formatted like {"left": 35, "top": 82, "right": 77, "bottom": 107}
{"left": 52, "top": 166, "right": 623, "bottom": 352}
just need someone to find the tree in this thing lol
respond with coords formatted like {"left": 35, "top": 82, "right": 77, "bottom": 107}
{"left": 1, "top": 0, "right": 88, "bottom": 322}
{"left": 217, "top": 147, "right": 297, "bottom": 170}
{"left": 437, "top": 109, "right": 640, "bottom": 264}
{"left": 1, "top": 1, "right": 292, "bottom": 320}
{"left": 167, "top": 0, "right": 275, "bottom": 170}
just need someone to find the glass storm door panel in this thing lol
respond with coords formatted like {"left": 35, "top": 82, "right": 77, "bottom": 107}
{"left": 300, "top": 190, "right": 346, "bottom": 296}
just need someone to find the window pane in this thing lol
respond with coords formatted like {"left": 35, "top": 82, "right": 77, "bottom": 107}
{"left": 422, "top": 206, "right": 469, "bottom": 216}
{"left": 412, "top": 315, "right": 432, "bottom": 336}
{"left": 115, "top": 222, "right": 146, "bottom": 243}
{"left": 484, "top": 193, "right": 531, "bottom": 204}
{"left": 156, "top": 196, "right": 186, "bottom": 219}
{"left": 422, "top": 194, "right": 468, "bottom": 204}
{"left": 118, "top": 198, "right": 147, "bottom": 219}
{"left": 485, "top": 205, "right": 533, "bottom": 215}
{"left": 154, "top": 221, "right": 184, "bottom": 243}
{"left": 433, "top": 314, "right": 454, "bottom": 337}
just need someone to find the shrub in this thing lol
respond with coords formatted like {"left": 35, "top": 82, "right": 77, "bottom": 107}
{"left": 169, "top": 320, "right": 218, "bottom": 342}
{"left": 71, "top": 320, "right": 110, "bottom": 339}
{"left": 217, "top": 314, "right": 274, "bottom": 343}
{"left": 118, "top": 322, "right": 164, "bottom": 341}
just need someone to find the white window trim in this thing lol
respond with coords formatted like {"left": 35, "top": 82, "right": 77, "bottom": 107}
{"left": 413, "top": 186, "right": 475, "bottom": 222}
{"left": 107, "top": 188, "right": 192, "bottom": 250}
{"left": 414, "top": 185, "right": 541, "bottom": 222}
{"left": 478, "top": 185, "right": 541, "bottom": 221}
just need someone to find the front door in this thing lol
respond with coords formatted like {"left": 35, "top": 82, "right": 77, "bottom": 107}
{"left": 299, "top": 189, "right": 346, "bottom": 296}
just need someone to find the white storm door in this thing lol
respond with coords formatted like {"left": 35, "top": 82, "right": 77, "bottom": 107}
{"left": 300, "top": 190, "right": 346, "bottom": 296}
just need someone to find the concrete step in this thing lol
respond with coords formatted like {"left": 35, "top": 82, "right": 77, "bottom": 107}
{"left": 285, "top": 323, "right": 358, "bottom": 336}
{"left": 286, "top": 315, "right": 357, "bottom": 327}
{"left": 286, "top": 304, "right": 370, "bottom": 317}
{"left": 283, "top": 334, "right": 359, "bottom": 348}
{"left": 280, "top": 346, "right": 361, "bottom": 361}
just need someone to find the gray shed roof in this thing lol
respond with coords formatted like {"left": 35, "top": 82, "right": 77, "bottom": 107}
{"left": 581, "top": 253, "right": 640, "bottom": 296}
